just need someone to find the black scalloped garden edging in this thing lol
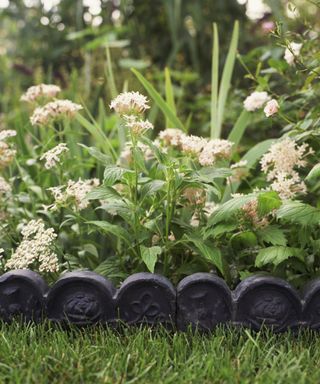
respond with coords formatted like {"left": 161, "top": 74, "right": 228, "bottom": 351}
{"left": 1, "top": 269, "right": 320, "bottom": 332}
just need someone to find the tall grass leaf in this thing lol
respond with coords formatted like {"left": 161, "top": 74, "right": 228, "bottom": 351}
{"left": 164, "top": 67, "right": 176, "bottom": 128}
{"left": 76, "top": 113, "right": 117, "bottom": 160}
{"left": 210, "top": 23, "right": 219, "bottom": 138}
{"left": 131, "top": 68, "right": 186, "bottom": 132}
{"left": 105, "top": 45, "right": 118, "bottom": 98}
{"left": 227, "top": 110, "right": 251, "bottom": 146}
{"left": 216, "top": 21, "right": 239, "bottom": 138}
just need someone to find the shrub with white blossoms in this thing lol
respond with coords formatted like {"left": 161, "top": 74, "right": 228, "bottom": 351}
{"left": 5, "top": 220, "right": 59, "bottom": 273}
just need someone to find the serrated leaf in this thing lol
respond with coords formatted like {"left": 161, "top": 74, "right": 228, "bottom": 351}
{"left": 255, "top": 246, "right": 304, "bottom": 268}
{"left": 258, "top": 226, "right": 287, "bottom": 246}
{"left": 276, "top": 201, "right": 320, "bottom": 226}
{"left": 104, "top": 165, "right": 132, "bottom": 186}
{"left": 257, "top": 191, "right": 282, "bottom": 216}
{"left": 140, "top": 245, "right": 162, "bottom": 273}
{"left": 185, "top": 234, "right": 223, "bottom": 275}
{"left": 208, "top": 194, "right": 257, "bottom": 225}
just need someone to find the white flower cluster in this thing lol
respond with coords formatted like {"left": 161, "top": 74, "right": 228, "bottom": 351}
{"left": 158, "top": 128, "right": 185, "bottom": 147}
{"left": 5, "top": 219, "right": 59, "bottom": 273}
{"left": 48, "top": 178, "right": 100, "bottom": 211}
{"left": 0, "top": 129, "right": 16, "bottom": 169}
{"left": 110, "top": 91, "right": 150, "bottom": 115}
{"left": 20, "top": 84, "right": 61, "bottom": 103}
{"left": 158, "top": 128, "right": 233, "bottom": 166}
{"left": 0, "top": 176, "right": 11, "bottom": 196}
{"left": 40, "top": 143, "right": 69, "bottom": 169}
{"left": 123, "top": 115, "right": 153, "bottom": 135}
{"left": 260, "top": 137, "right": 313, "bottom": 199}
{"left": 243, "top": 92, "right": 279, "bottom": 118}
{"left": 110, "top": 92, "right": 153, "bottom": 136}
{"left": 284, "top": 42, "right": 302, "bottom": 66}
{"left": 30, "top": 100, "right": 83, "bottom": 126}
{"left": 0, "top": 130, "right": 16, "bottom": 141}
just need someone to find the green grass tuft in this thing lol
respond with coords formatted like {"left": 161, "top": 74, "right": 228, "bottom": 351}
{"left": 0, "top": 322, "right": 319, "bottom": 383}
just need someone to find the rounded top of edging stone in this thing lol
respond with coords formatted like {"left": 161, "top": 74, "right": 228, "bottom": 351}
{"left": 233, "top": 274, "right": 301, "bottom": 302}
{"left": 49, "top": 270, "right": 116, "bottom": 296}
{"left": 116, "top": 272, "right": 176, "bottom": 298}
{"left": 177, "top": 272, "right": 231, "bottom": 296}
{"left": 302, "top": 278, "right": 320, "bottom": 304}
{"left": 0, "top": 269, "right": 49, "bottom": 294}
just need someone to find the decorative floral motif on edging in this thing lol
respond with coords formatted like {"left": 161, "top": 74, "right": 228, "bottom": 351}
{"left": 1, "top": 269, "right": 320, "bottom": 331}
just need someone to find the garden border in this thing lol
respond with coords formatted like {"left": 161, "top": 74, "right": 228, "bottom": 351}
{"left": 0, "top": 269, "right": 320, "bottom": 331}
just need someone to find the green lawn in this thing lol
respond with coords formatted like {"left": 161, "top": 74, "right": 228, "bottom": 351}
{"left": 0, "top": 322, "right": 319, "bottom": 383}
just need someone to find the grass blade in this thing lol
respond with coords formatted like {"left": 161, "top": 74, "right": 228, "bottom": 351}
{"left": 215, "top": 21, "right": 239, "bottom": 138}
{"left": 164, "top": 67, "right": 176, "bottom": 128}
{"left": 228, "top": 110, "right": 251, "bottom": 146}
{"left": 210, "top": 23, "right": 219, "bottom": 138}
{"left": 131, "top": 68, "right": 185, "bottom": 131}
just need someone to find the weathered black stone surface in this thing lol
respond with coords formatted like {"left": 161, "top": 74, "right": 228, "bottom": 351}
{"left": 177, "top": 273, "right": 232, "bottom": 331}
{"left": 302, "top": 279, "right": 320, "bottom": 329}
{"left": 46, "top": 271, "right": 116, "bottom": 325}
{"left": 234, "top": 276, "right": 301, "bottom": 331}
{"left": 0, "top": 269, "right": 48, "bottom": 322}
{"left": 1, "top": 269, "right": 318, "bottom": 331}
{"left": 115, "top": 273, "right": 176, "bottom": 326}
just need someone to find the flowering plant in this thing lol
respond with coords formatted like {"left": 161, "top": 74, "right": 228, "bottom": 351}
{"left": 1, "top": 17, "right": 320, "bottom": 288}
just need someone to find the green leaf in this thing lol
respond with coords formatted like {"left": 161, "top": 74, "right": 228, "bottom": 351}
{"left": 231, "top": 231, "right": 257, "bottom": 249}
{"left": 78, "top": 144, "right": 112, "bottom": 165}
{"left": 203, "top": 223, "right": 238, "bottom": 239}
{"left": 210, "top": 23, "right": 219, "bottom": 138}
{"left": 76, "top": 113, "right": 116, "bottom": 158}
{"left": 140, "top": 245, "right": 162, "bottom": 273}
{"left": 86, "top": 186, "right": 121, "bottom": 200}
{"left": 306, "top": 163, "right": 320, "bottom": 181}
{"left": 87, "top": 221, "right": 132, "bottom": 246}
{"left": 257, "top": 226, "right": 287, "bottom": 246}
{"left": 255, "top": 246, "right": 304, "bottom": 268}
{"left": 276, "top": 201, "right": 320, "bottom": 226}
{"left": 131, "top": 68, "right": 185, "bottom": 132}
{"left": 104, "top": 165, "right": 132, "bottom": 186}
{"left": 227, "top": 110, "right": 251, "bottom": 147}
{"left": 165, "top": 67, "right": 176, "bottom": 128}
{"left": 257, "top": 191, "right": 282, "bottom": 216}
{"left": 216, "top": 21, "right": 239, "bottom": 138}
{"left": 208, "top": 193, "right": 257, "bottom": 225}
{"left": 185, "top": 234, "right": 223, "bottom": 275}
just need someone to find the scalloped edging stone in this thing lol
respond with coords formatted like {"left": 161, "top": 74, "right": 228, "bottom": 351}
{"left": 1, "top": 269, "right": 320, "bottom": 331}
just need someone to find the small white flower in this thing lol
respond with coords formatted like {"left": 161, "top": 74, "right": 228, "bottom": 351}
{"left": 198, "top": 139, "right": 233, "bottom": 166}
{"left": 231, "top": 160, "right": 248, "bottom": 169}
{"left": 40, "top": 143, "right": 69, "bottom": 169}
{"left": 158, "top": 128, "right": 185, "bottom": 147}
{"left": 264, "top": 99, "right": 279, "bottom": 117}
{"left": 21, "top": 84, "right": 61, "bottom": 103}
{"left": 5, "top": 219, "right": 59, "bottom": 273}
{"left": 110, "top": 92, "right": 150, "bottom": 115}
{"left": 284, "top": 42, "right": 302, "bottom": 66}
{"left": 30, "top": 100, "right": 82, "bottom": 126}
{"left": 0, "top": 130, "right": 16, "bottom": 141}
{"left": 123, "top": 115, "right": 153, "bottom": 135}
{"left": 243, "top": 91, "right": 271, "bottom": 112}
{"left": 181, "top": 135, "right": 207, "bottom": 155}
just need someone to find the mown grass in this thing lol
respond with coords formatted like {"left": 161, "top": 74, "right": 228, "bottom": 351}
{"left": 0, "top": 323, "right": 320, "bottom": 383}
